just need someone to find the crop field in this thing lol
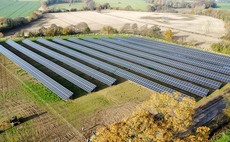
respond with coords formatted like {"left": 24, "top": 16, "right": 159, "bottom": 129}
{"left": 0, "top": 0, "right": 41, "bottom": 18}
{"left": 49, "top": 0, "right": 149, "bottom": 11}
{"left": 217, "top": 3, "right": 230, "bottom": 10}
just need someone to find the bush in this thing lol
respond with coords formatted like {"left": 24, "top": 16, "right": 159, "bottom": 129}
{"left": 124, "top": 5, "right": 133, "bottom": 11}
{"left": 163, "top": 29, "right": 173, "bottom": 42}
{"left": 75, "top": 22, "right": 91, "bottom": 34}
{"left": 100, "top": 26, "right": 118, "bottom": 34}
{"left": 0, "top": 32, "right": 4, "bottom": 38}
{"left": 211, "top": 42, "right": 230, "bottom": 55}
{"left": 70, "top": 8, "right": 77, "bottom": 12}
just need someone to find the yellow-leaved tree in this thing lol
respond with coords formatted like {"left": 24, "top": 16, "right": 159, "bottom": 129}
{"left": 163, "top": 29, "right": 173, "bottom": 42}
{"left": 92, "top": 92, "right": 210, "bottom": 142}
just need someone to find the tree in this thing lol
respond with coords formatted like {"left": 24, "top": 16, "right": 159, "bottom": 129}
{"left": 100, "top": 26, "right": 118, "bottom": 34}
{"left": 85, "top": 0, "right": 95, "bottom": 10}
{"left": 163, "top": 29, "right": 173, "bottom": 41}
{"left": 0, "top": 32, "right": 4, "bottom": 38}
{"left": 92, "top": 92, "right": 210, "bottom": 142}
{"left": 96, "top": 4, "right": 102, "bottom": 13}
{"left": 75, "top": 22, "right": 91, "bottom": 34}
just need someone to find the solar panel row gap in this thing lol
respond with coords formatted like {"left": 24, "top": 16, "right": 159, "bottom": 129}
{"left": 6, "top": 39, "right": 96, "bottom": 93}
{"left": 83, "top": 37, "right": 222, "bottom": 90}
{"left": 100, "top": 37, "right": 230, "bottom": 83}
{"left": 0, "top": 45, "right": 73, "bottom": 100}
{"left": 36, "top": 38, "right": 186, "bottom": 97}
{"left": 22, "top": 39, "right": 116, "bottom": 86}
{"left": 56, "top": 38, "right": 209, "bottom": 97}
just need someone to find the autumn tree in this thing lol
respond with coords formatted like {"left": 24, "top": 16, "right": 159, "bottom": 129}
{"left": 100, "top": 26, "right": 118, "bottom": 34}
{"left": 163, "top": 29, "right": 173, "bottom": 41}
{"left": 0, "top": 32, "right": 4, "bottom": 38}
{"left": 92, "top": 92, "right": 210, "bottom": 142}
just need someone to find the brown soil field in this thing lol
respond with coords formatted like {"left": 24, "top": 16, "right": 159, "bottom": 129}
{"left": 9, "top": 10, "right": 225, "bottom": 50}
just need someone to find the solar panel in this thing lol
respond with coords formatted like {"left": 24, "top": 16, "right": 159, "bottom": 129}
{"left": 83, "top": 37, "right": 222, "bottom": 89}
{"left": 55, "top": 38, "right": 209, "bottom": 97}
{"left": 0, "top": 45, "right": 73, "bottom": 100}
{"left": 36, "top": 39, "right": 185, "bottom": 97}
{"left": 121, "top": 36, "right": 230, "bottom": 67}
{"left": 23, "top": 39, "right": 116, "bottom": 86}
{"left": 6, "top": 39, "right": 96, "bottom": 93}
{"left": 101, "top": 37, "right": 230, "bottom": 75}
{"left": 129, "top": 36, "right": 230, "bottom": 65}
{"left": 100, "top": 37, "right": 230, "bottom": 83}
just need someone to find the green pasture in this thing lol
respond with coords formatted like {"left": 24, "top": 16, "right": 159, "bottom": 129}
{"left": 217, "top": 3, "right": 230, "bottom": 10}
{"left": 48, "top": 0, "right": 149, "bottom": 11}
{"left": 0, "top": 0, "right": 41, "bottom": 18}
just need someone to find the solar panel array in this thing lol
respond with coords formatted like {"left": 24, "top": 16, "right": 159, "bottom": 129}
{"left": 55, "top": 38, "right": 209, "bottom": 97}
{"left": 1, "top": 36, "right": 229, "bottom": 100}
{"left": 36, "top": 38, "right": 180, "bottom": 96}
{"left": 83, "top": 38, "right": 222, "bottom": 89}
{"left": 0, "top": 45, "right": 73, "bottom": 100}
{"left": 6, "top": 39, "right": 96, "bottom": 93}
{"left": 116, "top": 38, "right": 229, "bottom": 66}
{"left": 100, "top": 37, "right": 230, "bottom": 82}
{"left": 101, "top": 37, "right": 230, "bottom": 75}
{"left": 129, "top": 36, "right": 230, "bottom": 66}
{"left": 23, "top": 39, "right": 116, "bottom": 86}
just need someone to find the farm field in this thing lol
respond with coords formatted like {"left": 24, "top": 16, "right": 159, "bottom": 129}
{"left": 217, "top": 3, "right": 230, "bottom": 10}
{"left": 14, "top": 10, "right": 225, "bottom": 50}
{"left": 49, "top": 2, "right": 86, "bottom": 10}
{"left": 48, "top": 0, "right": 149, "bottom": 11}
{"left": 0, "top": 0, "right": 41, "bottom": 18}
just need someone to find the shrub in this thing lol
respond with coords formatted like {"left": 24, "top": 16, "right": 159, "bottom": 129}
{"left": 75, "top": 22, "right": 91, "bottom": 34}
{"left": 163, "top": 29, "right": 173, "bottom": 42}
{"left": 100, "top": 26, "right": 118, "bottom": 34}
{"left": 0, "top": 32, "right": 4, "bottom": 38}
{"left": 124, "top": 5, "right": 133, "bottom": 11}
{"left": 211, "top": 42, "right": 230, "bottom": 55}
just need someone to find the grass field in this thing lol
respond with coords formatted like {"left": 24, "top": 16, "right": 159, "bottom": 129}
{"left": 94, "top": 0, "right": 149, "bottom": 11}
{"left": 0, "top": 0, "right": 41, "bottom": 18}
{"left": 49, "top": 0, "right": 149, "bottom": 11}
{"left": 49, "top": 2, "right": 86, "bottom": 10}
{"left": 217, "top": 3, "right": 230, "bottom": 10}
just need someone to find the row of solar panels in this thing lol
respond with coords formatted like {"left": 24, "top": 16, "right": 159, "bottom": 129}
{"left": 120, "top": 36, "right": 230, "bottom": 68}
{"left": 127, "top": 36, "right": 230, "bottom": 67}
{"left": 35, "top": 38, "right": 182, "bottom": 97}
{"left": 0, "top": 45, "right": 73, "bottom": 100}
{"left": 99, "top": 38, "right": 230, "bottom": 79}
{"left": 80, "top": 38, "right": 222, "bottom": 89}
{"left": 54, "top": 38, "right": 210, "bottom": 97}
{"left": 1, "top": 37, "right": 229, "bottom": 100}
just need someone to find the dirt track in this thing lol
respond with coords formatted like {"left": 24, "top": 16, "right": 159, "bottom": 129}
{"left": 11, "top": 10, "right": 225, "bottom": 50}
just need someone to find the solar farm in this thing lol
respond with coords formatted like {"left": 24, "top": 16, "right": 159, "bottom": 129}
{"left": 0, "top": 36, "right": 229, "bottom": 101}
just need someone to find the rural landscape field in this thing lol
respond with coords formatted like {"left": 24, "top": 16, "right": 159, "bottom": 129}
{"left": 0, "top": 0, "right": 230, "bottom": 142}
